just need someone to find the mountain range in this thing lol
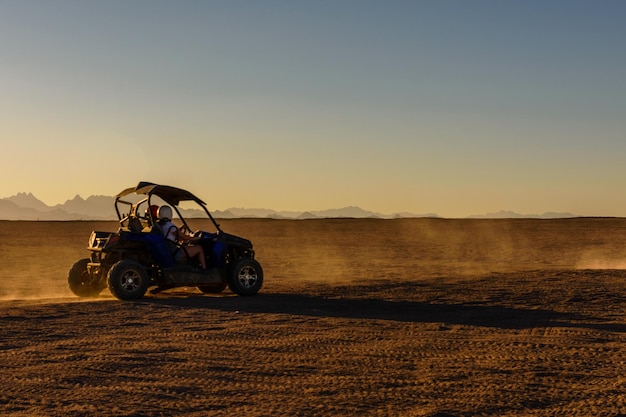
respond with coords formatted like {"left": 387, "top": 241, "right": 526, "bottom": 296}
{"left": 0, "top": 192, "right": 578, "bottom": 221}
{"left": 0, "top": 192, "right": 440, "bottom": 221}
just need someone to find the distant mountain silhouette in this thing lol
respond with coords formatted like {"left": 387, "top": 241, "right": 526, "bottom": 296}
{"left": 297, "top": 212, "right": 318, "bottom": 220}
{"left": 2, "top": 193, "right": 117, "bottom": 220}
{"left": 58, "top": 195, "right": 117, "bottom": 219}
{"left": 4, "top": 192, "right": 51, "bottom": 212}
{"left": 0, "top": 192, "right": 435, "bottom": 220}
{"left": 222, "top": 206, "right": 438, "bottom": 219}
{"left": 0, "top": 198, "right": 100, "bottom": 220}
{"left": 468, "top": 210, "right": 577, "bottom": 219}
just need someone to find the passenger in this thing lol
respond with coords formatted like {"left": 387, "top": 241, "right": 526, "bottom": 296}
{"left": 157, "top": 205, "right": 207, "bottom": 269}
{"left": 144, "top": 205, "right": 160, "bottom": 227}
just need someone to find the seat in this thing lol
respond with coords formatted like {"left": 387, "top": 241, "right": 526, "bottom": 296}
{"left": 128, "top": 217, "right": 143, "bottom": 233}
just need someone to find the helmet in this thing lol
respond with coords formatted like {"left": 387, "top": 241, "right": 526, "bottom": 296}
{"left": 158, "top": 205, "right": 173, "bottom": 221}
{"left": 146, "top": 205, "right": 159, "bottom": 218}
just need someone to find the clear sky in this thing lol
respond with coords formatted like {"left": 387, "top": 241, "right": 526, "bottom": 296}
{"left": 1, "top": 1, "right": 625, "bottom": 217}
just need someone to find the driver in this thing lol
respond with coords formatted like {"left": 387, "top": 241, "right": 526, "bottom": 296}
{"left": 157, "top": 205, "right": 207, "bottom": 269}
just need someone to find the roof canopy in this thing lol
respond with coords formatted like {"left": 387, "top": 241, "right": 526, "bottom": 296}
{"left": 116, "top": 181, "right": 206, "bottom": 206}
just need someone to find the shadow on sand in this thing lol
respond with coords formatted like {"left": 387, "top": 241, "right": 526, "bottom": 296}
{"left": 139, "top": 292, "right": 625, "bottom": 333}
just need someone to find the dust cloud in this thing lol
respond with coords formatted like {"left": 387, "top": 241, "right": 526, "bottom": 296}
{"left": 0, "top": 221, "right": 115, "bottom": 302}
{"left": 237, "top": 217, "right": 626, "bottom": 283}
{"left": 576, "top": 255, "right": 626, "bottom": 270}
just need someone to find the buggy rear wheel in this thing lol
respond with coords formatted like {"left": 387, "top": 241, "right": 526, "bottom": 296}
{"left": 107, "top": 259, "right": 149, "bottom": 300}
{"left": 228, "top": 258, "right": 263, "bottom": 296}
{"left": 68, "top": 258, "right": 103, "bottom": 297}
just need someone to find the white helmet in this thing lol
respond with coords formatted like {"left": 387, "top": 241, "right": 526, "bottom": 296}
{"left": 157, "top": 205, "right": 173, "bottom": 221}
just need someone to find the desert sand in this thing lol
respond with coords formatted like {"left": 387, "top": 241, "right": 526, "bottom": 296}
{"left": 1, "top": 218, "right": 625, "bottom": 416}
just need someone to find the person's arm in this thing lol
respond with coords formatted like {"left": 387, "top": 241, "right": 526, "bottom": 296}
{"left": 177, "top": 229, "right": 200, "bottom": 243}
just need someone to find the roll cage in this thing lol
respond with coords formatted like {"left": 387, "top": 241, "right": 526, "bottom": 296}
{"left": 114, "top": 181, "right": 223, "bottom": 234}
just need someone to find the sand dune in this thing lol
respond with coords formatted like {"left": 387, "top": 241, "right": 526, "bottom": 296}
{"left": 1, "top": 218, "right": 625, "bottom": 416}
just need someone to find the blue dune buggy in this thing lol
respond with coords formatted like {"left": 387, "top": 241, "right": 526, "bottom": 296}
{"left": 68, "top": 182, "right": 263, "bottom": 300}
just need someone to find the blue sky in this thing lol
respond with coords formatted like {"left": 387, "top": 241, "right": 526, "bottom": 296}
{"left": 1, "top": 1, "right": 625, "bottom": 217}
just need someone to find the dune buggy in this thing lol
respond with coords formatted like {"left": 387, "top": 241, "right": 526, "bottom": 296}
{"left": 68, "top": 181, "right": 263, "bottom": 300}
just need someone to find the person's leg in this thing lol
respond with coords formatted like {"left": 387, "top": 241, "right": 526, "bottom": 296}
{"left": 186, "top": 245, "right": 206, "bottom": 269}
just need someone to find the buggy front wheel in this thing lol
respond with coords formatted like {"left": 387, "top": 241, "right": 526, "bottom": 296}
{"left": 228, "top": 258, "right": 263, "bottom": 296}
